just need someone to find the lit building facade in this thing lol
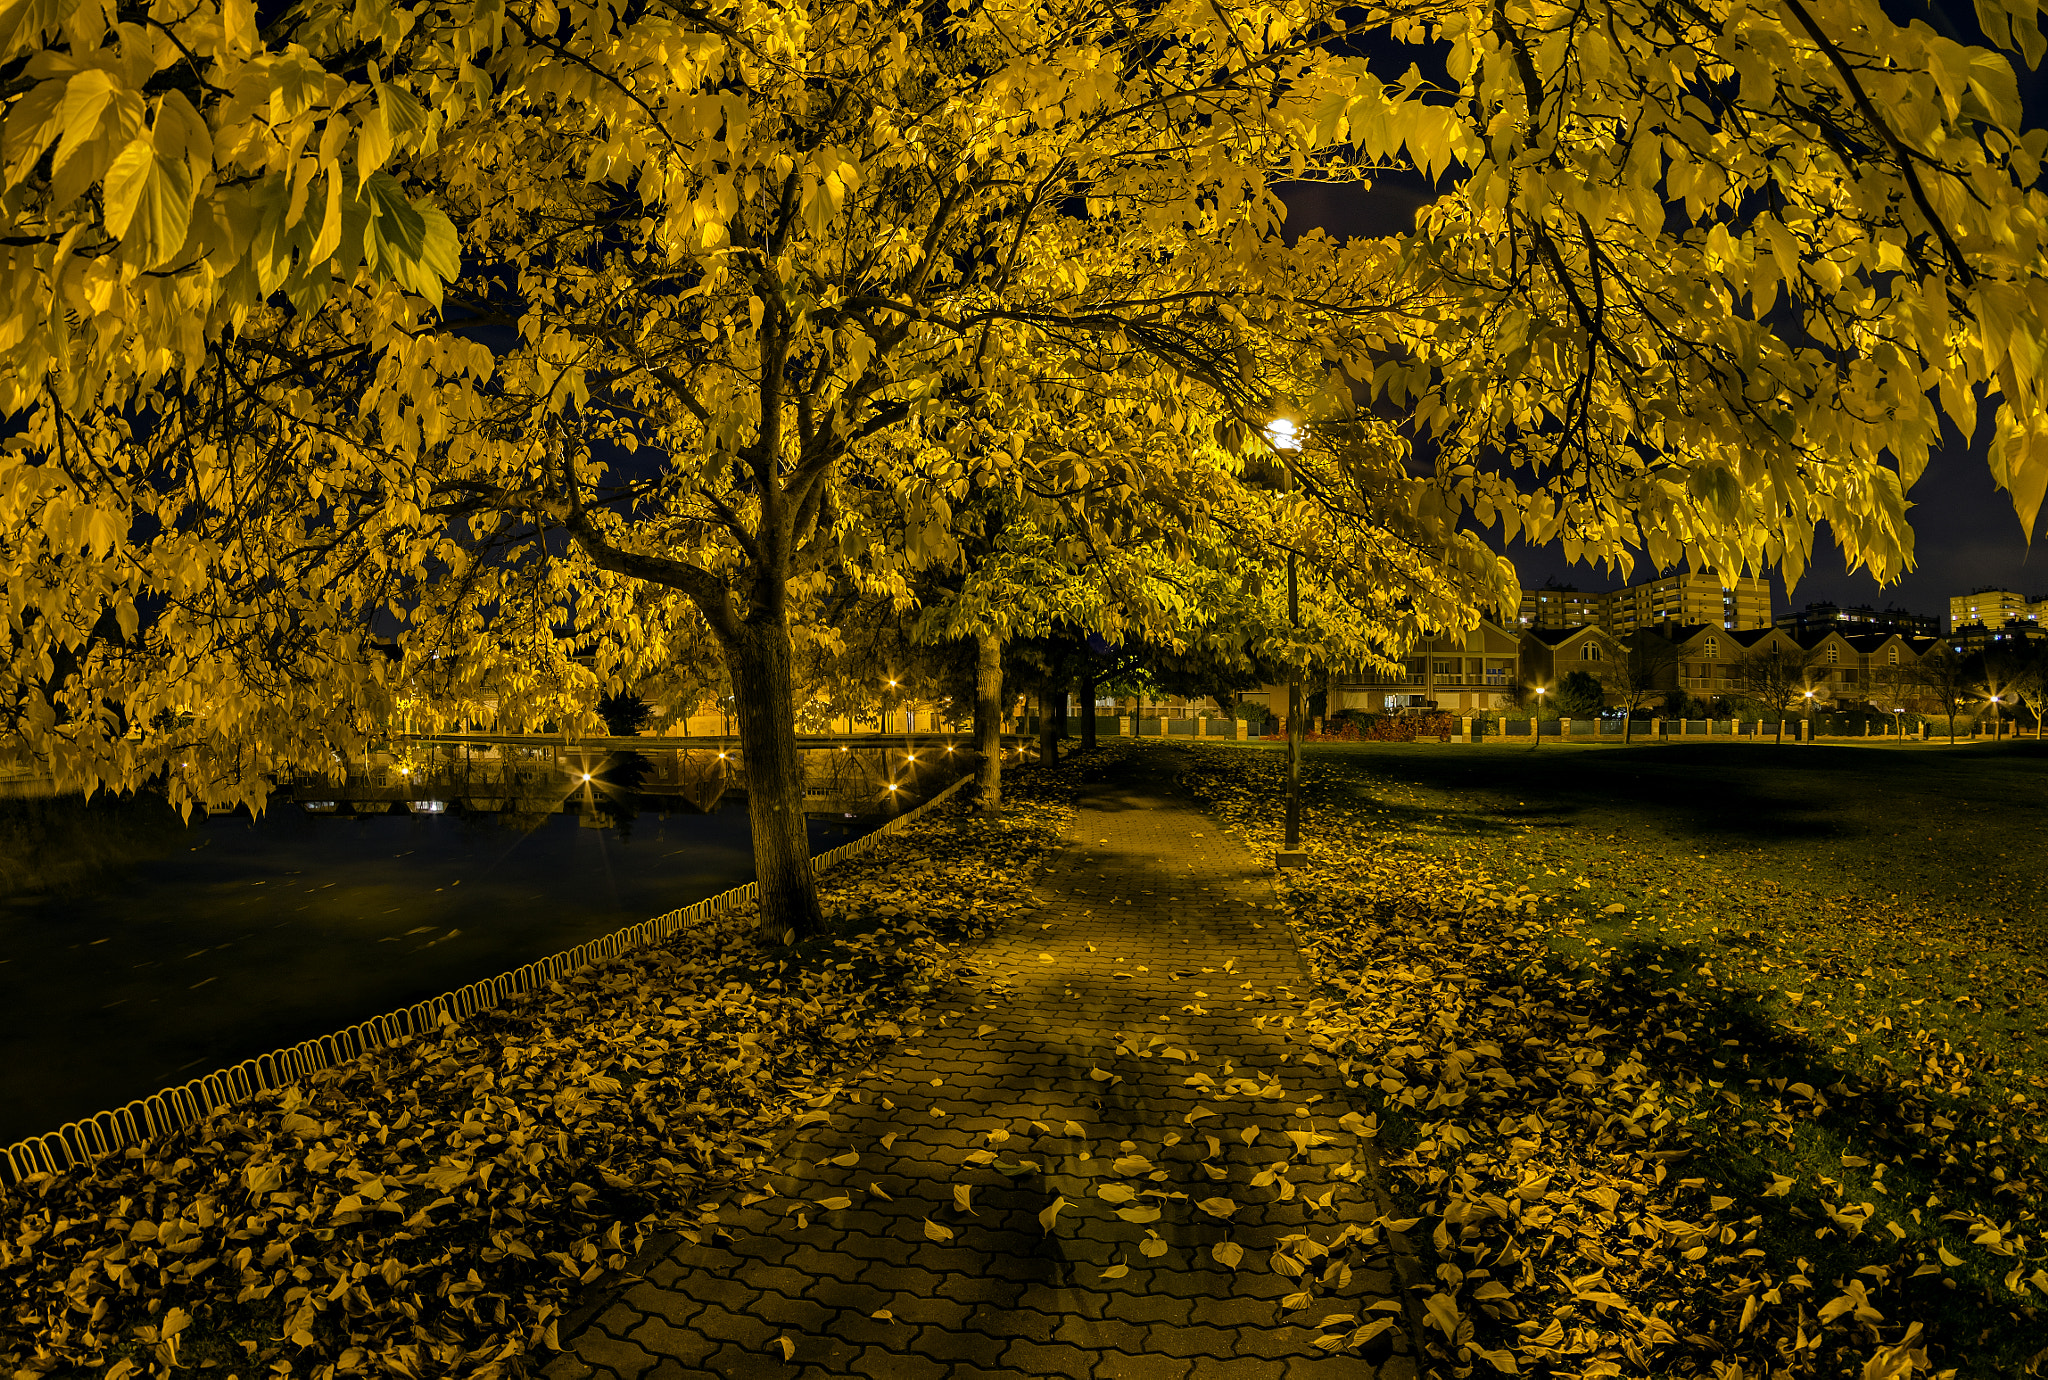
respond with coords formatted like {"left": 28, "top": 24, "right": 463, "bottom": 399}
{"left": 1514, "top": 571, "right": 1771, "bottom": 634}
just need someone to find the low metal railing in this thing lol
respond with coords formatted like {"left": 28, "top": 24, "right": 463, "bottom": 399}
{"left": 1, "top": 773, "right": 972, "bottom": 1191}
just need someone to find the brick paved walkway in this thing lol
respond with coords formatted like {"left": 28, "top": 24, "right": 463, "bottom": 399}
{"left": 545, "top": 751, "right": 1419, "bottom": 1380}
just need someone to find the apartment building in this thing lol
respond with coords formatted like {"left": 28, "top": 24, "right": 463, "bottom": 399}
{"left": 1948, "top": 586, "right": 2042, "bottom": 634}
{"left": 1776, "top": 601, "right": 1939, "bottom": 638}
{"left": 1515, "top": 586, "right": 1607, "bottom": 630}
{"left": 1514, "top": 571, "right": 1771, "bottom": 634}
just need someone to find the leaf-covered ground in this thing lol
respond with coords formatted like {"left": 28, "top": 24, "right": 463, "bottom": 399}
{"left": 0, "top": 770, "right": 1076, "bottom": 1380}
{"left": 1173, "top": 740, "right": 2047, "bottom": 1379}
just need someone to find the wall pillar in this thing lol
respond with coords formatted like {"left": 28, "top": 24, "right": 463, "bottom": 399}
{"left": 1460, "top": 717, "right": 1473, "bottom": 743}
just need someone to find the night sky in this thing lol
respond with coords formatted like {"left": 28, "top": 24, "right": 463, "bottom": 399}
{"left": 1283, "top": 0, "right": 2048, "bottom": 622}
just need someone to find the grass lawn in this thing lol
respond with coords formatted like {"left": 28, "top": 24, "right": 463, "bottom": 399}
{"left": 1176, "top": 738, "right": 2048, "bottom": 1377}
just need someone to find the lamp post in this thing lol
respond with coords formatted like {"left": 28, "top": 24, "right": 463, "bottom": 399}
{"left": 1267, "top": 418, "right": 1307, "bottom": 867}
{"left": 1988, "top": 692, "right": 2002, "bottom": 741}
{"left": 1802, "top": 688, "right": 1815, "bottom": 743}
{"left": 1533, "top": 686, "right": 1546, "bottom": 747}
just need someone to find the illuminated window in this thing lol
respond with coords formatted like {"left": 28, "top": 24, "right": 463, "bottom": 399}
{"left": 1827, "top": 645, "right": 1838, "bottom": 665}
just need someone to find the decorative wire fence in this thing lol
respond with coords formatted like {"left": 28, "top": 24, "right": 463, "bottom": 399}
{"left": 1, "top": 773, "right": 974, "bottom": 1193}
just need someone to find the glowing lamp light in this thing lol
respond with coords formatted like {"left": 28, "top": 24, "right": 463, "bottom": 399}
{"left": 907, "top": 754, "right": 917, "bottom": 763}
{"left": 580, "top": 773, "right": 592, "bottom": 782}
{"left": 886, "top": 783, "right": 900, "bottom": 793}
{"left": 1264, "top": 418, "right": 1299, "bottom": 451}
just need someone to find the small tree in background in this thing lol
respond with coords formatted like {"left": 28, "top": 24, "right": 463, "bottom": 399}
{"left": 1912, "top": 645, "right": 1977, "bottom": 744}
{"left": 1558, "top": 670, "right": 1607, "bottom": 719}
{"left": 1867, "top": 654, "right": 1922, "bottom": 737}
{"left": 1605, "top": 635, "right": 1682, "bottom": 743}
{"left": 1734, "top": 645, "right": 1810, "bottom": 743}
{"left": 596, "top": 693, "right": 653, "bottom": 738}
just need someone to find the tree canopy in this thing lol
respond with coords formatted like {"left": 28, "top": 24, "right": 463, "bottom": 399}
{"left": 4, "top": 0, "right": 2047, "bottom": 933}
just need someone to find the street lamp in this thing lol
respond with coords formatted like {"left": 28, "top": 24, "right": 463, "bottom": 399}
{"left": 1533, "top": 686, "right": 1547, "bottom": 747}
{"left": 1801, "top": 688, "right": 1815, "bottom": 742}
{"left": 1265, "top": 417, "right": 1306, "bottom": 867}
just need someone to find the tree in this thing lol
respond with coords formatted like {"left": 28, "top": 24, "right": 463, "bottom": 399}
{"left": 1733, "top": 645, "right": 1811, "bottom": 743}
{"left": 1913, "top": 644, "right": 1979, "bottom": 744}
{"left": 9, "top": 0, "right": 2048, "bottom": 944}
{"left": 1605, "top": 633, "right": 1682, "bottom": 743}
{"left": 1866, "top": 652, "right": 1922, "bottom": 738}
{"left": 1556, "top": 670, "right": 1606, "bottom": 718}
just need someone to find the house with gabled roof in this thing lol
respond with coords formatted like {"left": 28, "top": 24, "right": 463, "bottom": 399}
{"left": 1517, "top": 624, "right": 1628, "bottom": 697}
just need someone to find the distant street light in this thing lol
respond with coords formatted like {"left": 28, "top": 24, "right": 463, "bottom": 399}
{"left": 1265, "top": 416, "right": 1305, "bottom": 867}
{"left": 1533, "top": 687, "right": 1547, "bottom": 748}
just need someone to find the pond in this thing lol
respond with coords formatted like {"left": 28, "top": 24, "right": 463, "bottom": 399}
{"left": 0, "top": 743, "right": 964, "bottom": 1147}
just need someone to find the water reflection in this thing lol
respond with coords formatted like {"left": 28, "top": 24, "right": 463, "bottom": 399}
{"left": 0, "top": 742, "right": 963, "bottom": 1146}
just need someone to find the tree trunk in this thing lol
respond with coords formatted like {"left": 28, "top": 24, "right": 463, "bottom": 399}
{"left": 1081, "top": 665, "right": 1099, "bottom": 750}
{"left": 1053, "top": 674, "right": 1070, "bottom": 745}
{"left": 972, "top": 630, "right": 1003, "bottom": 809}
{"left": 725, "top": 618, "right": 822, "bottom": 943}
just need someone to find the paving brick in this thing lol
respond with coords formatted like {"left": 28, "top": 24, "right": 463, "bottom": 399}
{"left": 542, "top": 1354, "right": 598, "bottom": 1380}
{"left": 700, "top": 1342, "right": 799, "bottom": 1380}
{"left": 1045, "top": 1311, "right": 1148, "bottom": 1350}
{"left": 1182, "top": 1360, "right": 1288, "bottom": 1380}
{"left": 1098, "top": 1292, "right": 1195, "bottom": 1327}
{"left": 622, "top": 1284, "right": 709, "bottom": 1328}
{"left": 1281, "top": 1357, "right": 1381, "bottom": 1380}
{"left": 577, "top": 1332, "right": 657, "bottom": 1380}
{"left": 849, "top": 1347, "right": 949, "bottom": 1380}
{"left": 856, "top": 1261, "right": 946, "bottom": 1294}
{"left": 644, "top": 1363, "right": 720, "bottom": 1380}
{"left": 1148, "top": 1323, "right": 1252, "bottom": 1358}
{"left": 627, "top": 1318, "right": 719, "bottom": 1367}
{"left": 905, "top": 1325, "right": 1011, "bottom": 1367}
{"left": 999, "top": 1339, "right": 1096, "bottom": 1380}
{"left": 878, "top": 1292, "right": 974, "bottom": 1328}
{"left": 934, "top": 1273, "right": 1026, "bottom": 1306}
{"left": 730, "top": 1262, "right": 813, "bottom": 1298}
{"left": 691, "top": 1304, "right": 779, "bottom": 1350}
{"left": 964, "top": 1304, "right": 1061, "bottom": 1342}
{"left": 1095, "top": 1353, "right": 1195, "bottom": 1380}
{"left": 806, "top": 1278, "right": 894, "bottom": 1314}
{"left": 742, "top": 1291, "right": 835, "bottom": 1333}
